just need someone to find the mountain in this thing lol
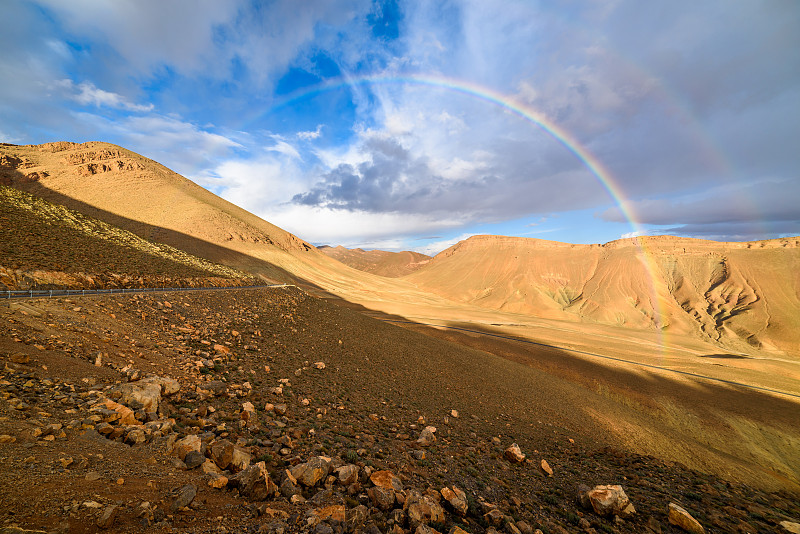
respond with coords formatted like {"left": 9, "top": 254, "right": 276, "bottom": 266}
{"left": 3, "top": 141, "right": 799, "bottom": 497}
{"left": 319, "top": 245, "right": 431, "bottom": 277}
{"left": 405, "top": 234, "right": 800, "bottom": 356}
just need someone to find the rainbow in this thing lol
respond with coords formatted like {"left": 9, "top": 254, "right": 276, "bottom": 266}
{"left": 257, "top": 73, "right": 671, "bottom": 342}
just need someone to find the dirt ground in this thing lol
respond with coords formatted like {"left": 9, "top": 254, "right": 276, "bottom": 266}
{"left": 1, "top": 287, "right": 798, "bottom": 533}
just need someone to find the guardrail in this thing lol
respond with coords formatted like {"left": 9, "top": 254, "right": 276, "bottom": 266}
{"left": 2, "top": 284, "right": 291, "bottom": 300}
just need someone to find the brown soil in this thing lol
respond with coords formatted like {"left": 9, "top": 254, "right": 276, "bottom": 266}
{"left": 0, "top": 288, "right": 798, "bottom": 533}
{"left": 319, "top": 246, "right": 431, "bottom": 278}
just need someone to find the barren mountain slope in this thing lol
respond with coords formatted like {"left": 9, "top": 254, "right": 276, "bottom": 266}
{"left": 406, "top": 235, "right": 800, "bottom": 356}
{"left": 0, "top": 142, "right": 320, "bottom": 283}
{"left": 319, "top": 246, "right": 431, "bottom": 277}
{"left": 0, "top": 186, "right": 256, "bottom": 290}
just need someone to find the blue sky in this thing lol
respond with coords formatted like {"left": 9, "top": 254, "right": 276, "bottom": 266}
{"left": 1, "top": 1, "right": 798, "bottom": 253}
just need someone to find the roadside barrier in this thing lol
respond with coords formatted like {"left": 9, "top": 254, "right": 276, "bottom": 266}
{"left": 1, "top": 284, "right": 291, "bottom": 300}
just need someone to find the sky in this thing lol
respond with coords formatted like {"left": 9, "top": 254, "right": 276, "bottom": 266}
{"left": 1, "top": 0, "right": 799, "bottom": 254}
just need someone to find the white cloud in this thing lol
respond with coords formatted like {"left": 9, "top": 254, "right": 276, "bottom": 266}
{"left": 297, "top": 125, "right": 323, "bottom": 140}
{"left": 261, "top": 204, "right": 465, "bottom": 248}
{"left": 414, "top": 233, "right": 478, "bottom": 256}
{"left": 267, "top": 138, "right": 301, "bottom": 160}
{"left": 620, "top": 230, "right": 646, "bottom": 239}
{"left": 54, "top": 79, "right": 153, "bottom": 112}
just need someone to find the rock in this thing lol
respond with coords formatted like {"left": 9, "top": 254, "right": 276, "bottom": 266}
{"left": 539, "top": 459, "right": 553, "bottom": 477}
{"left": 236, "top": 461, "right": 278, "bottom": 501}
{"left": 450, "top": 527, "right": 469, "bottom": 534}
{"left": 124, "top": 428, "right": 146, "bottom": 445}
{"left": 201, "top": 380, "right": 227, "bottom": 397}
{"left": 208, "top": 473, "right": 229, "bottom": 489}
{"left": 291, "top": 456, "right": 331, "bottom": 487}
{"left": 170, "top": 484, "right": 197, "bottom": 512}
{"left": 85, "top": 471, "right": 101, "bottom": 482}
{"left": 280, "top": 476, "right": 300, "bottom": 499}
{"left": 668, "top": 503, "right": 704, "bottom": 534}
{"left": 202, "top": 459, "right": 222, "bottom": 475}
{"left": 184, "top": 450, "right": 205, "bottom": 469}
{"left": 368, "top": 486, "right": 397, "bottom": 510}
{"left": 273, "top": 403, "right": 287, "bottom": 415}
{"left": 504, "top": 443, "right": 525, "bottom": 463}
{"left": 780, "top": 522, "right": 800, "bottom": 534}
{"left": 141, "top": 376, "right": 180, "bottom": 396}
{"left": 346, "top": 505, "right": 369, "bottom": 532}
{"left": 441, "top": 486, "right": 468, "bottom": 516}
{"left": 405, "top": 490, "right": 446, "bottom": 529}
{"left": 450, "top": 410, "right": 459, "bottom": 418}
{"left": 0, "top": 435, "right": 16, "bottom": 443}
{"left": 515, "top": 521, "right": 533, "bottom": 534}
{"left": 230, "top": 445, "right": 251, "bottom": 472}
{"left": 417, "top": 426, "right": 437, "bottom": 446}
{"left": 335, "top": 464, "right": 359, "bottom": 485}
{"left": 416, "top": 526, "right": 442, "bottom": 534}
{"left": 370, "top": 470, "right": 403, "bottom": 491}
{"left": 484, "top": 509, "right": 504, "bottom": 526}
{"left": 210, "top": 439, "right": 234, "bottom": 469}
{"left": 92, "top": 398, "right": 137, "bottom": 426}
{"left": 172, "top": 434, "right": 201, "bottom": 461}
{"left": 97, "top": 504, "right": 118, "bottom": 529}
{"left": 584, "top": 485, "right": 632, "bottom": 517}
{"left": 118, "top": 380, "right": 162, "bottom": 412}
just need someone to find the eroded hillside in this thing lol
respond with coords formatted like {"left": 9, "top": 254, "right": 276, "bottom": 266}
{"left": 406, "top": 235, "right": 800, "bottom": 357}
{"left": 319, "top": 246, "right": 431, "bottom": 277}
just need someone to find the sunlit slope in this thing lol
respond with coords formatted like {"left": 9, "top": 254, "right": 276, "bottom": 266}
{"left": 0, "top": 142, "right": 442, "bottom": 300}
{"left": 0, "top": 141, "right": 332, "bottom": 282}
{"left": 406, "top": 235, "right": 800, "bottom": 355}
{"left": 319, "top": 245, "right": 431, "bottom": 277}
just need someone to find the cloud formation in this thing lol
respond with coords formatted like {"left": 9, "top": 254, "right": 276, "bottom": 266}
{"left": 1, "top": 0, "right": 797, "bottom": 250}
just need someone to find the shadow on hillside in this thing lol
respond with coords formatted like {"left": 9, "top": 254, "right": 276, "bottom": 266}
{"left": 7, "top": 177, "right": 324, "bottom": 291}
{"left": 336, "top": 308, "right": 800, "bottom": 489}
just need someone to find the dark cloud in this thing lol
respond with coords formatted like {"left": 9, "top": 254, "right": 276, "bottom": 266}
{"left": 293, "top": 134, "right": 609, "bottom": 219}
{"left": 600, "top": 180, "right": 800, "bottom": 227}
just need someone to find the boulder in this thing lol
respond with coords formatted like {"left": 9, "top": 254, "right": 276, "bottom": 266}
{"left": 584, "top": 485, "right": 634, "bottom": 518}
{"left": 441, "top": 486, "right": 468, "bottom": 516}
{"left": 368, "top": 486, "right": 396, "bottom": 510}
{"left": 335, "top": 464, "right": 359, "bottom": 485}
{"left": 370, "top": 470, "right": 403, "bottom": 491}
{"left": 539, "top": 459, "right": 553, "bottom": 477}
{"left": 291, "top": 456, "right": 332, "bottom": 487}
{"left": 405, "top": 490, "right": 446, "bottom": 529}
{"left": 140, "top": 376, "right": 180, "bottom": 396}
{"left": 170, "top": 484, "right": 197, "bottom": 512}
{"left": 668, "top": 503, "right": 704, "bottom": 534}
{"left": 504, "top": 443, "right": 525, "bottom": 463}
{"left": 172, "top": 435, "right": 201, "bottom": 461}
{"left": 210, "top": 439, "right": 234, "bottom": 470}
{"left": 417, "top": 426, "right": 437, "bottom": 446}
{"left": 234, "top": 461, "right": 278, "bottom": 501}
{"left": 118, "top": 380, "right": 162, "bottom": 412}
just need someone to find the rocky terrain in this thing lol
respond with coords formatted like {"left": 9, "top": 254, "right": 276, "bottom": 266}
{"left": 1, "top": 140, "right": 799, "bottom": 533}
{"left": 0, "top": 186, "right": 258, "bottom": 291}
{"left": 2, "top": 288, "right": 799, "bottom": 534}
{"left": 318, "top": 247, "right": 430, "bottom": 278}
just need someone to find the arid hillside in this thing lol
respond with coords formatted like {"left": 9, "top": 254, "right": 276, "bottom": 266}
{"left": 0, "top": 141, "right": 323, "bottom": 284}
{"left": 405, "top": 235, "right": 800, "bottom": 357}
{"left": 319, "top": 246, "right": 431, "bottom": 277}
